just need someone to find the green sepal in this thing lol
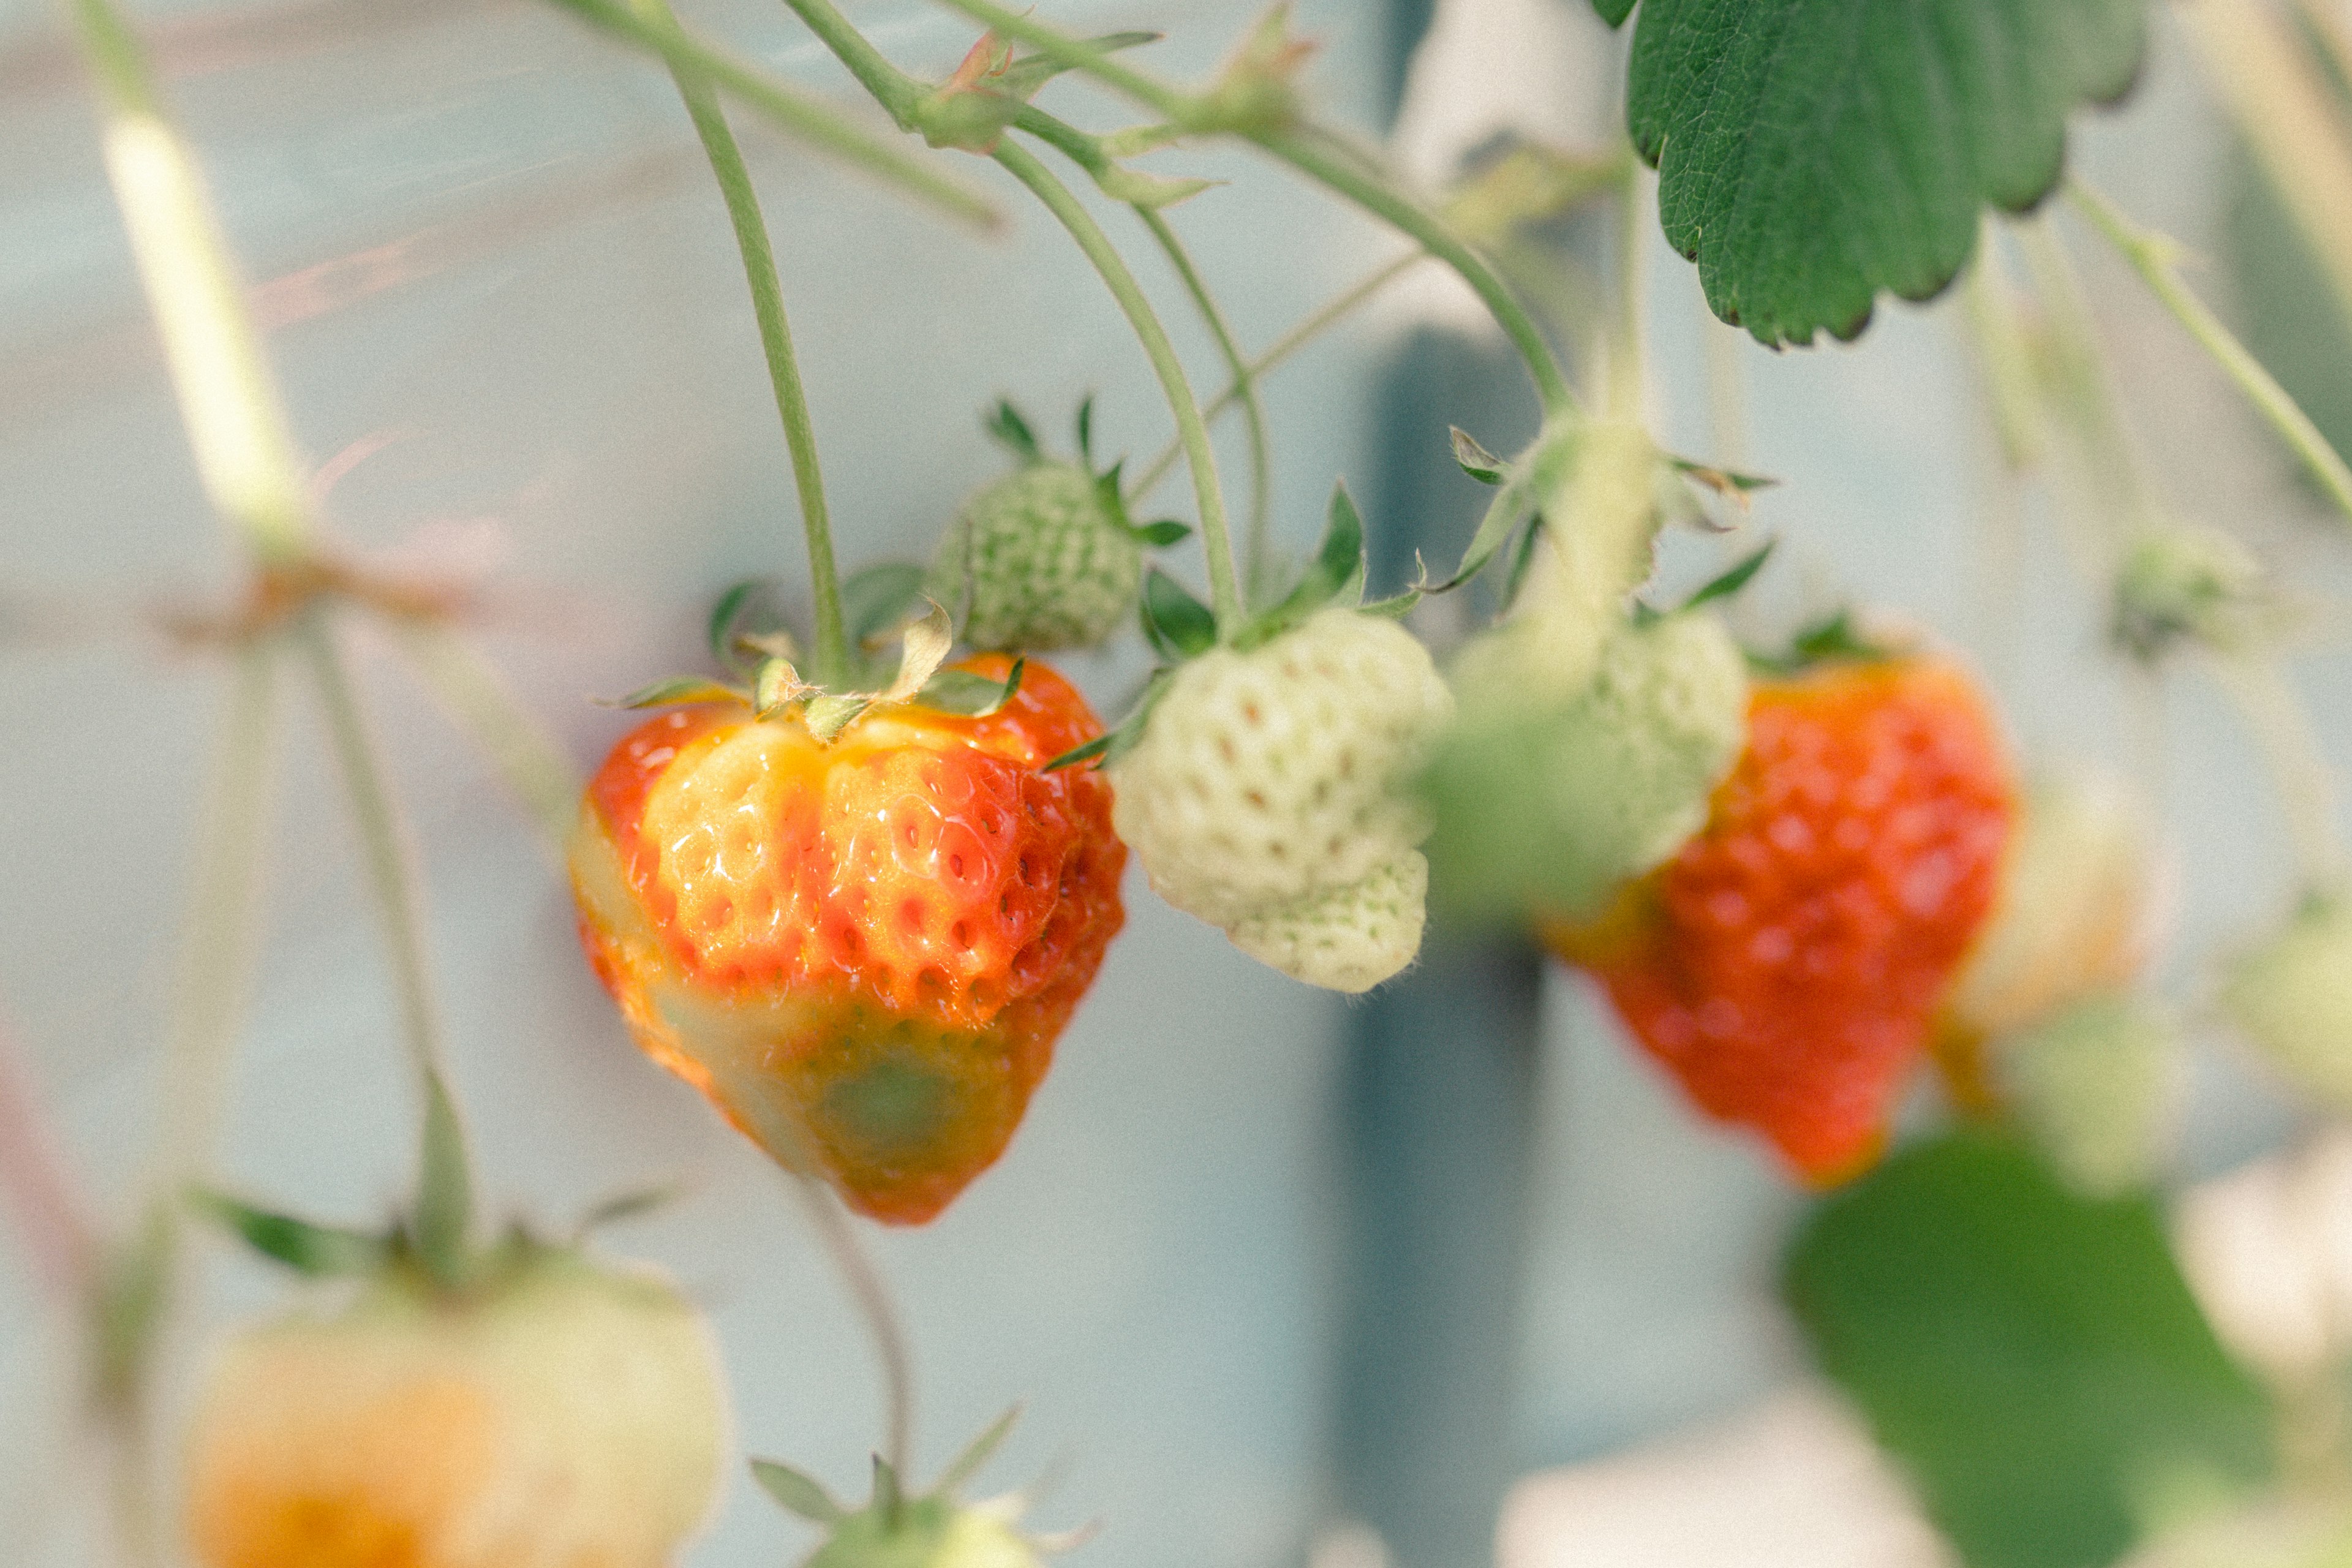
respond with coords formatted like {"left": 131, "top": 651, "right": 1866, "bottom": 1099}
{"left": 752, "top": 1458, "right": 850, "bottom": 1525}
{"left": 1451, "top": 426, "right": 1507, "bottom": 485}
{"left": 872, "top": 1453, "right": 903, "bottom": 1518}
{"left": 1140, "top": 569, "right": 1217, "bottom": 660}
{"left": 997, "top": 31, "right": 1162, "bottom": 100}
{"left": 1044, "top": 666, "right": 1174, "bottom": 772}
{"left": 189, "top": 1189, "right": 386, "bottom": 1278}
{"left": 1421, "top": 450, "right": 1539, "bottom": 594}
{"left": 842, "top": 563, "right": 930, "bottom": 650}
{"left": 917, "top": 658, "right": 1025, "bottom": 718}
{"left": 600, "top": 675, "right": 745, "bottom": 710}
{"left": 755, "top": 657, "right": 810, "bottom": 719}
{"left": 413, "top": 1072, "right": 475, "bottom": 1291}
{"left": 805, "top": 693, "right": 875, "bottom": 743}
{"left": 1679, "top": 538, "right": 1777, "bottom": 614}
{"left": 1360, "top": 587, "right": 1422, "bottom": 620}
{"left": 707, "top": 578, "right": 774, "bottom": 668}
{"left": 1670, "top": 456, "right": 1778, "bottom": 501}
{"left": 985, "top": 400, "right": 1041, "bottom": 462}
{"left": 1238, "top": 483, "right": 1367, "bottom": 649}
{"left": 1746, "top": 606, "right": 1891, "bottom": 674}
{"left": 573, "top": 1181, "right": 687, "bottom": 1237}
{"left": 1501, "top": 511, "right": 1545, "bottom": 609}
{"left": 936, "top": 1406, "right": 1022, "bottom": 1495}
{"left": 1130, "top": 519, "right": 1193, "bottom": 548}
{"left": 1094, "top": 164, "right": 1218, "bottom": 209}
{"left": 1074, "top": 394, "right": 1096, "bottom": 466}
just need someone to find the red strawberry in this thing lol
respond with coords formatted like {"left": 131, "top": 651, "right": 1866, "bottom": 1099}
{"left": 569, "top": 655, "right": 1125, "bottom": 1224}
{"left": 1550, "top": 655, "right": 2015, "bottom": 1182}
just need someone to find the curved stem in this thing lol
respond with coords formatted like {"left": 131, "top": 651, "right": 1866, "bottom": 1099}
{"left": 1135, "top": 206, "right": 1274, "bottom": 600}
{"left": 641, "top": 0, "right": 850, "bottom": 682}
{"left": 918, "top": 0, "right": 1575, "bottom": 418}
{"left": 66, "top": 0, "right": 313, "bottom": 565}
{"left": 786, "top": 1175, "right": 913, "bottom": 1479}
{"left": 1130, "top": 251, "right": 1425, "bottom": 501}
{"left": 2068, "top": 179, "right": 2352, "bottom": 532}
{"left": 537, "top": 0, "right": 997, "bottom": 228}
{"left": 777, "top": 0, "right": 932, "bottom": 124}
{"left": 993, "top": 139, "right": 1241, "bottom": 628}
{"left": 298, "top": 614, "right": 476, "bottom": 1276}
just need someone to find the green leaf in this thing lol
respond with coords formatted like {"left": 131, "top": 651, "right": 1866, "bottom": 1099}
{"left": 751, "top": 1458, "right": 848, "bottom": 1525}
{"left": 1140, "top": 568, "right": 1217, "bottom": 660}
{"left": 984, "top": 400, "right": 1041, "bottom": 462}
{"left": 189, "top": 1190, "right": 385, "bottom": 1278}
{"left": 935, "top": 1406, "right": 1022, "bottom": 1496}
{"left": 917, "top": 658, "right": 1025, "bottom": 718}
{"left": 413, "top": 1072, "right": 474, "bottom": 1289}
{"left": 1131, "top": 519, "right": 1193, "bottom": 548}
{"left": 1679, "top": 538, "right": 1776, "bottom": 612}
{"left": 842, "top": 563, "right": 930, "bottom": 649}
{"left": 600, "top": 675, "right": 744, "bottom": 710}
{"left": 1786, "top": 1132, "right": 2272, "bottom": 1568}
{"left": 1610, "top": 0, "right": 2149, "bottom": 345}
{"left": 1450, "top": 426, "right": 1507, "bottom": 485}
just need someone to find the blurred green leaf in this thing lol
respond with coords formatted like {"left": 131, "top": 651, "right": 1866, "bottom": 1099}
{"left": 1140, "top": 568, "right": 1216, "bottom": 660}
{"left": 1785, "top": 1131, "right": 2273, "bottom": 1568}
{"left": 751, "top": 1458, "right": 847, "bottom": 1523}
{"left": 190, "top": 1190, "right": 384, "bottom": 1278}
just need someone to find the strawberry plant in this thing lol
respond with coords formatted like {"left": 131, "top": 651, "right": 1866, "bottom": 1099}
{"left": 10, "top": 1, "right": 2352, "bottom": 1566}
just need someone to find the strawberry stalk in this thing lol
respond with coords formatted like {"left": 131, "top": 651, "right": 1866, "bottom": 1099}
{"left": 639, "top": 0, "right": 853, "bottom": 685}
{"left": 991, "top": 139, "right": 1244, "bottom": 630}
{"left": 920, "top": 0, "right": 1580, "bottom": 419}
{"left": 1134, "top": 205, "right": 1277, "bottom": 603}
{"left": 786, "top": 1174, "right": 916, "bottom": 1483}
{"left": 2068, "top": 178, "right": 2352, "bottom": 532}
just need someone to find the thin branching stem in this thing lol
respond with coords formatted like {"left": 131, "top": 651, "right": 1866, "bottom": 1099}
{"left": 786, "top": 1175, "right": 914, "bottom": 1480}
{"left": 993, "top": 139, "right": 1242, "bottom": 628}
{"left": 2069, "top": 179, "right": 2352, "bottom": 531}
{"left": 642, "top": 0, "right": 851, "bottom": 683}
{"left": 1134, "top": 206, "right": 1274, "bottom": 600}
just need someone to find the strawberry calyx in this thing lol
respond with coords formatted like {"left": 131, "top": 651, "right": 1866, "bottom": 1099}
{"left": 1741, "top": 605, "right": 1905, "bottom": 677}
{"left": 911, "top": 29, "right": 1165, "bottom": 155}
{"left": 753, "top": 1409, "right": 1091, "bottom": 1568}
{"left": 160, "top": 552, "right": 472, "bottom": 648}
{"left": 980, "top": 397, "right": 1192, "bottom": 549}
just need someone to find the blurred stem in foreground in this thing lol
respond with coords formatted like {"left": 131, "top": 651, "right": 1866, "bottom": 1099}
{"left": 786, "top": 1174, "right": 916, "bottom": 1481}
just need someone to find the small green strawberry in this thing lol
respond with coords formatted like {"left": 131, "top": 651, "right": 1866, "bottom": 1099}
{"left": 2110, "top": 523, "right": 2272, "bottom": 663}
{"left": 929, "top": 401, "right": 1183, "bottom": 653}
{"left": 1996, "top": 990, "right": 2180, "bottom": 1199}
{"left": 1423, "top": 603, "right": 1747, "bottom": 926}
{"left": 2223, "top": 892, "right": 2352, "bottom": 1110}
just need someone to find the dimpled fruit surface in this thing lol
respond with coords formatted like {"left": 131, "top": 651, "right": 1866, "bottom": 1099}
{"left": 1556, "top": 658, "right": 2014, "bottom": 1182}
{"left": 570, "top": 656, "right": 1125, "bottom": 1224}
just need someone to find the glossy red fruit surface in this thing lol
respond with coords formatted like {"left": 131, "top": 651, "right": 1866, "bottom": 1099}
{"left": 1552, "top": 657, "right": 2015, "bottom": 1182}
{"left": 570, "top": 655, "right": 1125, "bottom": 1224}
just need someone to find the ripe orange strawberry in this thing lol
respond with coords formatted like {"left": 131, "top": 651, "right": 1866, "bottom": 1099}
{"left": 569, "top": 655, "right": 1125, "bottom": 1224}
{"left": 1550, "top": 654, "right": 2015, "bottom": 1182}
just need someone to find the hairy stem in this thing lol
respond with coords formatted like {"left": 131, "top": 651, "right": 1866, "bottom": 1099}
{"left": 918, "top": 0, "right": 1575, "bottom": 417}
{"left": 642, "top": 0, "right": 850, "bottom": 683}
{"left": 386, "top": 624, "right": 579, "bottom": 859}
{"left": 298, "top": 615, "right": 475, "bottom": 1275}
{"left": 2069, "top": 179, "right": 2352, "bottom": 530}
{"left": 786, "top": 1175, "right": 913, "bottom": 1480}
{"left": 537, "top": 0, "right": 997, "bottom": 228}
{"left": 1130, "top": 251, "right": 1425, "bottom": 501}
{"left": 65, "top": 0, "right": 312, "bottom": 565}
{"left": 0, "top": 1019, "right": 100, "bottom": 1308}
{"left": 1136, "top": 206, "right": 1274, "bottom": 600}
{"left": 993, "top": 139, "right": 1241, "bottom": 628}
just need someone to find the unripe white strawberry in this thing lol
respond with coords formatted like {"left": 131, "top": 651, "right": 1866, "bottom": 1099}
{"left": 931, "top": 462, "right": 1142, "bottom": 652}
{"left": 2223, "top": 894, "right": 2352, "bottom": 1110}
{"left": 1108, "top": 606, "right": 1453, "bottom": 991}
{"left": 185, "top": 1247, "right": 726, "bottom": 1568}
{"left": 1996, "top": 990, "right": 2180, "bottom": 1198}
{"left": 805, "top": 1498, "right": 1044, "bottom": 1568}
{"left": 1425, "top": 606, "right": 1747, "bottom": 924}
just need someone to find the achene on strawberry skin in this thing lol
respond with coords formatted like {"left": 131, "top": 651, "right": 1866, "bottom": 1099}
{"left": 570, "top": 655, "right": 1125, "bottom": 1225}
{"left": 1553, "top": 655, "right": 2016, "bottom": 1183}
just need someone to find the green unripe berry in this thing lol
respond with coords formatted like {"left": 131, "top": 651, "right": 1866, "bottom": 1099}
{"left": 930, "top": 463, "right": 1142, "bottom": 653}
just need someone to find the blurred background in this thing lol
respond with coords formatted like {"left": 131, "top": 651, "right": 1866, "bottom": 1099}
{"left": 5, "top": 0, "right": 2351, "bottom": 1564}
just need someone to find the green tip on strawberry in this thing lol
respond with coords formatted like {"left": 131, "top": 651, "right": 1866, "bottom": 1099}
{"left": 755, "top": 1409, "right": 1089, "bottom": 1568}
{"left": 2110, "top": 523, "right": 2273, "bottom": 663}
{"left": 1994, "top": 990, "right": 2180, "bottom": 1199}
{"left": 1423, "top": 602, "right": 1749, "bottom": 928}
{"left": 2223, "top": 892, "right": 2352, "bottom": 1111}
{"left": 928, "top": 398, "right": 1192, "bottom": 655}
{"left": 183, "top": 1202, "right": 726, "bottom": 1568}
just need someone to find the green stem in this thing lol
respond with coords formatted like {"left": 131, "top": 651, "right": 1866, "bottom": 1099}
{"left": 2211, "top": 652, "right": 2348, "bottom": 889}
{"left": 919, "top": 0, "right": 1575, "bottom": 417}
{"left": 298, "top": 614, "right": 475, "bottom": 1282}
{"left": 785, "top": 1174, "right": 913, "bottom": 1481}
{"left": 386, "top": 624, "right": 580, "bottom": 858}
{"left": 1136, "top": 206, "right": 1275, "bottom": 600}
{"left": 993, "top": 139, "right": 1242, "bottom": 628}
{"left": 65, "top": 0, "right": 312, "bottom": 566}
{"left": 2069, "top": 179, "right": 2352, "bottom": 531}
{"left": 537, "top": 0, "right": 997, "bottom": 228}
{"left": 777, "top": 0, "right": 932, "bottom": 123}
{"left": 643, "top": 0, "right": 850, "bottom": 684}
{"left": 1610, "top": 160, "right": 1647, "bottom": 418}
{"left": 1129, "top": 251, "right": 1425, "bottom": 501}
